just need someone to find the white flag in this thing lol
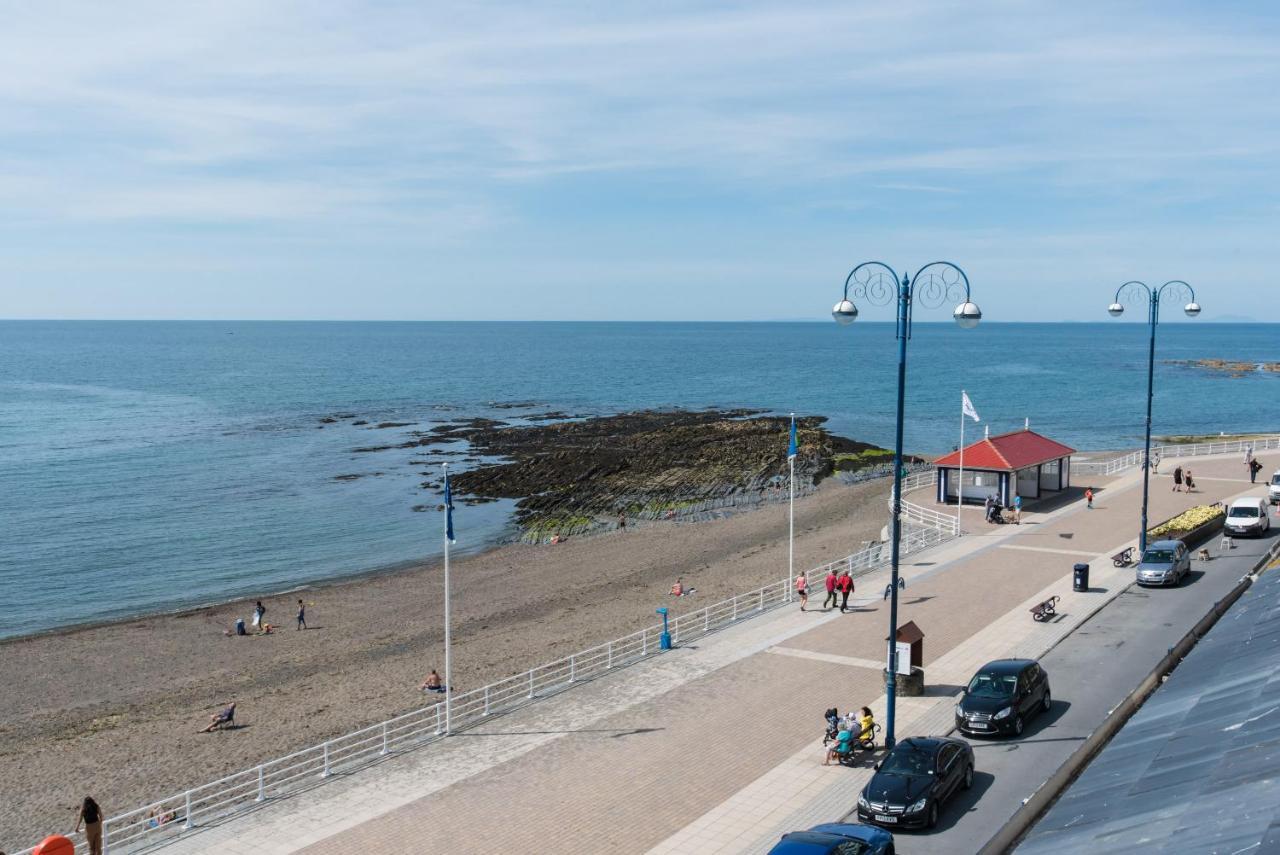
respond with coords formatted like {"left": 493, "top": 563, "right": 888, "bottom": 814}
{"left": 962, "top": 391, "right": 980, "bottom": 423}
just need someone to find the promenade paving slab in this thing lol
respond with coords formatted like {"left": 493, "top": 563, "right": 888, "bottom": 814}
{"left": 148, "top": 453, "right": 1262, "bottom": 854}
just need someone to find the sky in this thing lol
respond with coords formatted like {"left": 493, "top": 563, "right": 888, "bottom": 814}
{"left": 2, "top": 1, "right": 1278, "bottom": 322}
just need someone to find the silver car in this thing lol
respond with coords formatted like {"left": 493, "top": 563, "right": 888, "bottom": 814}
{"left": 1135, "top": 540, "right": 1190, "bottom": 587}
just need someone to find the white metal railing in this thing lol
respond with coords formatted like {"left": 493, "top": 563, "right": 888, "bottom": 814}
{"left": 901, "top": 499, "right": 960, "bottom": 536}
{"left": 14, "top": 512, "right": 961, "bottom": 855}
{"left": 899, "top": 468, "right": 938, "bottom": 493}
{"left": 1074, "top": 435, "right": 1280, "bottom": 477}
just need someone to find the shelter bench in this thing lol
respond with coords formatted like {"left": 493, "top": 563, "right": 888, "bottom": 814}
{"left": 1030, "top": 595, "right": 1059, "bottom": 622}
{"left": 1111, "top": 546, "right": 1135, "bottom": 567}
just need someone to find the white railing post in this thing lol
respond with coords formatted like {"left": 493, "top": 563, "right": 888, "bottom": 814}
{"left": 607, "top": 641, "right": 614, "bottom": 668}
{"left": 642, "top": 630, "right": 647, "bottom": 655}
{"left": 569, "top": 655, "right": 577, "bottom": 682}
{"left": 380, "top": 722, "right": 388, "bottom": 755}
{"left": 484, "top": 686, "right": 491, "bottom": 715}
{"left": 435, "top": 703, "right": 442, "bottom": 734}
{"left": 759, "top": 588, "right": 764, "bottom": 610}
{"left": 256, "top": 765, "right": 265, "bottom": 802}
{"left": 183, "top": 790, "right": 193, "bottom": 829}
{"left": 528, "top": 669, "right": 535, "bottom": 698}
{"left": 321, "top": 741, "right": 331, "bottom": 778}
{"left": 732, "top": 597, "right": 738, "bottom": 621}
{"left": 704, "top": 609, "right": 710, "bottom": 632}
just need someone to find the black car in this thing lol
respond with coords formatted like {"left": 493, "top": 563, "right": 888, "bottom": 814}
{"left": 856, "top": 736, "right": 974, "bottom": 830}
{"left": 955, "top": 659, "right": 1051, "bottom": 737}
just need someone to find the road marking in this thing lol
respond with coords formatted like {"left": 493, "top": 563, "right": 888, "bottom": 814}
{"left": 765, "top": 646, "right": 884, "bottom": 670}
{"left": 998, "top": 544, "right": 1097, "bottom": 557}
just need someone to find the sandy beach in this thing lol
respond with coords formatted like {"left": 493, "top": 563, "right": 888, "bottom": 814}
{"left": 0, "top": 475, "right": 891, "bottom": 846}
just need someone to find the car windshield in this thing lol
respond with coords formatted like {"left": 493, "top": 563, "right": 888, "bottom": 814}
{"left": 879, "top": 745, "right": 935, "bottom": 777}
{"left": 1142, "top": 549, "right": 1175, "bottom": 563}
{"left": 967, "top": 673, "right": 1017, "bottom": 698}
{"left": 1230, "top": 506, "right": 1261, "bottom": 518}
{"left": 1272, "top": 475, "right": 1280, "bottom": 485}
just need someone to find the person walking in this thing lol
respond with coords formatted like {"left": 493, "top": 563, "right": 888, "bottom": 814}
{"left": 253, "top": 600, "right": 266, "bottom": 628}
{"left": 1085, "top": 487, "right": 1094, "bottom": 509}
{"left": 837, "top": 571, "right": 854, "bottom": 613}
{"left": 296, "top": 599, "right": 307, "bottom": 630}
{"left": 1012, "top": 494, "right": 1023, "bottom": 525}
{"left": 75, "top": 796, "right": 103, "bottom": 855}
{"left": 1151, "top": 450, "right": 1161, "bottom": 474}
{"left": 795, "top": 571, "right": 809, "bottom": 611}
{"left": 1184, "top": 469, "right": 1195, "bottom": 492}
{"left": 823, "top": 569, "right": 839, "bottom": 610}
{"left": 1250, "top": 458, "right": 1263, "bottom": 484}
{"left": 1172, "top": 466, "right": 1183, "bottom": 492}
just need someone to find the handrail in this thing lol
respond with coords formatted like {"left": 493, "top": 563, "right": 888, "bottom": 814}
{"left": 1074, "top": 435, "right": 1280, "bottom": 477}
{"left": 14, "top": 509, "right": 962, "bottom": 854}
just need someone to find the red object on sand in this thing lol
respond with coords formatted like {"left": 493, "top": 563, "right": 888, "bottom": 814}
{"left": 34, "top": 835, "right": 76, "bottom": 855}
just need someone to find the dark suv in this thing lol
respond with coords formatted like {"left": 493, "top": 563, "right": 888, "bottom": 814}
{"left": 955, "top": 659, "right": 1051, "bottom": 737}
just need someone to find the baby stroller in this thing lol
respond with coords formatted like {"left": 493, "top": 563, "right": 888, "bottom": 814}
{"left": 822, "top": 708, "right": 840, "bottom": 746}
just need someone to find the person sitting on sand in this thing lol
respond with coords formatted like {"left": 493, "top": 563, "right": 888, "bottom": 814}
{"left": 200, "top": 701, "right": 236, "bottom": 732}
{"left": 421, "top": 670, "right": 447, "bottom": 693}
{"left": 670, "top": 578, "right": 684, "bottom": 597}
{"left": 257, "top": 623, "right": 274, "bottom": 635}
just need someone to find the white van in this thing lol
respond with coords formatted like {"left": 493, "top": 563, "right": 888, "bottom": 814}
{"left": 1225, "top": 497, "right": 1272, "bottom": 537}
{"left": 1269, "top": 470, "right": 1280, "bottom": 505}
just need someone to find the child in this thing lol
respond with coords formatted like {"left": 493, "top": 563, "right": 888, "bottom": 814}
{"left": 1085, "top": 487, "right": 1094, "bottom": 509}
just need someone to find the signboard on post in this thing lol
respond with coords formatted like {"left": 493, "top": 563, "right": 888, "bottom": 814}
{"left": 895, "top": 640, "right": 913, "bottom": 675}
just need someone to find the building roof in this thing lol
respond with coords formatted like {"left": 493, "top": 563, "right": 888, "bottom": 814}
{"left": 934, "top": 429, "right": 1075, "bottom": 472}
{"left": 1017, "top": 565, "right": 1280, "bottom": 854}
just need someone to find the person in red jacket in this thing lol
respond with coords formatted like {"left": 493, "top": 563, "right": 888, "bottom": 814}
{"left": 823, "top": 570, "right": 839, "bottom": 610}
{"left": 837, "top": 571, "right": 855, "bottom": 612}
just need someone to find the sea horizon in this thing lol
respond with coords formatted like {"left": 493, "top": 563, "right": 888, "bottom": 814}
{"left": 3, "top": 320, "right": 1277, "bottom": 639}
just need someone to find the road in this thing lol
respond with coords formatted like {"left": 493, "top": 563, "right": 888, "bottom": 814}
{"left": 891, "top": 525, "right": 1280, "bottom": 855}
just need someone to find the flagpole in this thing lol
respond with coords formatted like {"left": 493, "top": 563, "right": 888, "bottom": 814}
{"left": 442, "top": 463, "right": 452, "bottom": 735}
{"left": 788, "top": 413, "right": 795, "bottom": 603}
{"left": 957, "top": 393, "right": 966, "bottom": 525}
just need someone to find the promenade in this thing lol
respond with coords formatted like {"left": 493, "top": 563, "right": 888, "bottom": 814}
{"left": 156, "top": 451, "right": 1267, "bottom": 855}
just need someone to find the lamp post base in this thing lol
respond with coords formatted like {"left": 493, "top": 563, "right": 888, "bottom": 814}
{"left": 885, "top": 667, "right": 925, "bottom": 697}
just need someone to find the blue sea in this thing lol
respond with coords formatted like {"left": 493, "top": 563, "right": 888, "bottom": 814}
{"left": 2, "top": 321, "right": 1277, "bottom": 639}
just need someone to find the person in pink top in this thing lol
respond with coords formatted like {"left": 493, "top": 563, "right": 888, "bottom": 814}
{"left": 795, "top": 571, "right": 809, "bottom": 611}
{"left": 823, "top": 570, "right": 838, "bottom": 610}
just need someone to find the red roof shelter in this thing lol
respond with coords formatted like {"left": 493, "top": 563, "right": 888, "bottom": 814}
{"left": 934, "top": 429, "right": 1076, "bottom": 507}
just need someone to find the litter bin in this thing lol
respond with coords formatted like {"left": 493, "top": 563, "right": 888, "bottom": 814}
{"left": 1073, "top": 563, "right": 1089, "bottom": 593}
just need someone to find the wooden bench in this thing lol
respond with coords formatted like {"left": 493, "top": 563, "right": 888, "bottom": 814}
{"left": 1030, "top": 595, "right": 1059, "bottom": 622}
{"left": 1111, "top": 546, "right": 1135, "bottom": 567}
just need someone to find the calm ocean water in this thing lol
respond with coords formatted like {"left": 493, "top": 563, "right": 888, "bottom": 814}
{"left": 2, "top": 320, "right": 1278, "bottom": 638}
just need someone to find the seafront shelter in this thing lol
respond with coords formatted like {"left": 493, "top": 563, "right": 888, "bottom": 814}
{"left": 933, "top": 429, "right": 1075, "bottom": 507}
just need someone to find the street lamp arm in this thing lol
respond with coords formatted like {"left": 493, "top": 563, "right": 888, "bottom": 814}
{"left": 843, "top": 261, "right": 901, "bottom": 305}
{"left": 1157, "top": 280, "right": 1196, "bottom": 302}
{"left": 1113, "top": 280, "right": 1152, "bottom": 304}
{"left": 911, "top": 261, "right": 973, "bottom": 307}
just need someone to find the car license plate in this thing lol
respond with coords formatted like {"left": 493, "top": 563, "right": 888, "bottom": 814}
{"left": 968, "top": 722, "right": 989, "bottom": 730}
{"left": 875, "top": 815, "right": 898, "bottom": 824}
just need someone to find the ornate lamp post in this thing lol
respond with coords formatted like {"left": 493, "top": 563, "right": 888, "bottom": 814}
{"left": 1106, "top": 281, "right": 1201, "bottom": 553}
{"left": 832, "top": 261, "right": 981, "bottom": 749}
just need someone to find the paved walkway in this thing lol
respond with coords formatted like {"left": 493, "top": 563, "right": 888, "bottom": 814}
{"left": 155, "top": 454, "right": 1263, "bottom": 854}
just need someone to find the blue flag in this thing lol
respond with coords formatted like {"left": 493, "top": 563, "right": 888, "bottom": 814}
{"left": 787, "top": 416, "right": 798, "bottom": 460}
{"left": 444, "top": 469, "right": 456, "bottom": 543}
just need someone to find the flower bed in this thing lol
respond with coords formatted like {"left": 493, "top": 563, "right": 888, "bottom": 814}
{"left": 1147, "top": 503, "right": 1226, "bottom": 543}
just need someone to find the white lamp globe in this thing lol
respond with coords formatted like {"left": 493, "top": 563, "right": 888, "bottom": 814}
{"left": 1184, "top": 302, "right": 1201, "bottom": 318}
{"left": 1108, "top": 303, "right": 1125, "bottom": 317}
{"left": 832, "top": 300, "right": 858, "bottom": 325}
{"left": 953, "top": 301, "right": 982, "bottom": 329}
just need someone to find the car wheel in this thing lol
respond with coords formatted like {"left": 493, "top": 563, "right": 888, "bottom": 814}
{"left": 963, "top": 763, "right": 974, "bottom": 790}
{"left": 1041, "top": 689, "right": 1052, "bottom": 713}
{"left": 1014, "top": 714, "right": 1024, "bottom": 736}
{"left": 927, "top": 802, "right": 939, "bottom": 829}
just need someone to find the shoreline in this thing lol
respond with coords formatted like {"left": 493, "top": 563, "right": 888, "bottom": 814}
{"left": 0, "top": 475, "right": 895, "bottom": 845}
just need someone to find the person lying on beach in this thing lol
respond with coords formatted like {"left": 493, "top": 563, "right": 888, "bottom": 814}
{"left": 421, "top": 670, "right": 447, "bottom": 693}
{"left": 200, "top": 701, "right": 236, "bottom": 732}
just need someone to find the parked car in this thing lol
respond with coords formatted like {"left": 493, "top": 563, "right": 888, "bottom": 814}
{"left": 856, "top": 736, "right": 974, "bottom": 830}
{"left": 1269, "top": 471, "right": 1280, "bottom": 505}
{"left": 1226, "top": 497, "right": 1272, "bottom": 537}
{"left": 955, "top": 659, "right": 1051, "bottom": 737}
{"left": 1135, "top": 539, "right": 1191, "bottom": 587}
{"left": 767, "top": 823, "right": 895, "bottom": 854}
